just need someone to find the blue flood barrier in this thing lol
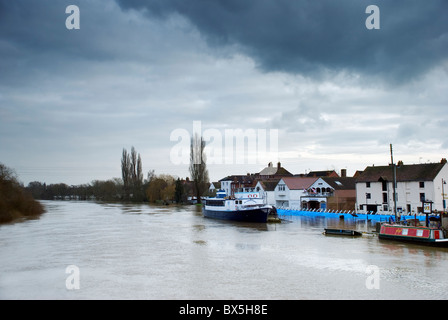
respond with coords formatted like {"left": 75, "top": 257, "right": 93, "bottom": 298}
{"left": 277, "top": 209, "right": 427, "bottom": 222}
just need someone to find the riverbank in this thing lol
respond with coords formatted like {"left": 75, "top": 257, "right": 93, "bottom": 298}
{"left": 0, "top": 189, "right": 45, "bottom": 223}
{"left": 0, "top": 164, "right": 45, "bottom": 224}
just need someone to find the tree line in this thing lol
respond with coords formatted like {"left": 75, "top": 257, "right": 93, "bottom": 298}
{"left": 25, "top": 138, "right": 210, "bottom": 204}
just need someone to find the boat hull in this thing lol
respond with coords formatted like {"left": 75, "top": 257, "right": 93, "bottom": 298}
{"left": 324, "top": 228, "right": 362, "bottom": 236}
{"left": 379, "top": 224, "right": 448, "bottom": 247}
{"left": 203, "top": 207, "right": 270, "bottom": 223}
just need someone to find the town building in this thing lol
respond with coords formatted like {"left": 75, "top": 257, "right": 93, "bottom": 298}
{"left": 355, "top": 159, "right": 448, "bottom": 214}
{"left": 321, "top": 177, "right": 356, "bottom": 211}
{"left": 275, "top": 176, "right": 356, "bottom": 210}
{"left": 219, "top": 174, "right": 256, "bottom": 197}
{"left": 274, "top": 177, "right": 318, "bottom": 208}
{"left": 217, "top": 162, "right": 292, "bottom": 197}
{"left": 258, "top": 162, "right": 293, "bottom": 179}
{"left": 254, "top": 179, "right": 279, "bottom": 206}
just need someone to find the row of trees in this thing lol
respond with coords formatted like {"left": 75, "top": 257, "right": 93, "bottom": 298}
{"left": 26, "top": 137, "right": 210, "bottom": 204}
{"left": 25, "top": 175, "right": 190, "bottom": 204}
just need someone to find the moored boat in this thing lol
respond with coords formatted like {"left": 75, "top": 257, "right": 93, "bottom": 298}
{"left": 379, "top": 223, "right": 448, "bottom": 247}
{"left": 202, "top": 188, "right": 276, "bottom": 223}
{"left": 324, "top": 228, "right": 362, "bottom": 236}
{"left": 377, "top": 145, "right": 448, "bottom": 247}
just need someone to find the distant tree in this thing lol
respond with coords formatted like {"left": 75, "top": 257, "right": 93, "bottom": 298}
{"left": 26, "top": 181, "right": 46, "bottom": 199}
{"left": 121, "top": 148, "right": 131, "bottom": 199}
{"left": 146, "top": 177, "right": 166, "bottom": 203}
{"left": 189, "top": 133, "right": 209, "bottom": 204}
{"left": 121, "top": 146, "right": 144, "bottom": 201}
{"left": 146, "top": 174, "right": 176, "bottom": 204}
{"left": 174, "top": 178, "right": 185, "bottom": 204}
{"left": 91, "top": 179, "right": 120, "bottom": 201}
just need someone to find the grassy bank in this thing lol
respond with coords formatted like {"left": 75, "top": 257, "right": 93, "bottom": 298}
{"left": 0, "top": 163, "right": 45, "bottom": 223}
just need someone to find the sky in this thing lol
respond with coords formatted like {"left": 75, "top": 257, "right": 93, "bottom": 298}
{"left": 1, "top": 0, "right": 448, "bottom": 185}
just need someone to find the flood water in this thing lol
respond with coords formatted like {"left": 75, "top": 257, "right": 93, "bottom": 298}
{"left": 1, "top": 200, "right": 447, "bottom": 300}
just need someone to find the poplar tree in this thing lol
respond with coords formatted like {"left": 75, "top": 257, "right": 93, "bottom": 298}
{"left": 121, "top": 146, "right": 144, "bottom": 201}
{"left": 189, "top": 134, "right": 209, "bottom": 204}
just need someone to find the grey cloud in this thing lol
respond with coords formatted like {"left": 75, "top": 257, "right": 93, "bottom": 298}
{"left": 117, "top": 0, "right": 448, "bottom": 84}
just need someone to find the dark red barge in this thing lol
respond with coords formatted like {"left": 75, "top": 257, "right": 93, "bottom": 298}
{"left": 379, "top": 224, "right": 448, "bottom": 247}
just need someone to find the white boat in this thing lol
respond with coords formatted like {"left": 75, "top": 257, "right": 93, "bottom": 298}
{"left": 202, "top": 188, "right": 276, "bottom": 223}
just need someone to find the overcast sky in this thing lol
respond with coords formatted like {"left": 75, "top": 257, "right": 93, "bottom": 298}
{"left": 1, "top": 0, "right": 448, "bottom": 185}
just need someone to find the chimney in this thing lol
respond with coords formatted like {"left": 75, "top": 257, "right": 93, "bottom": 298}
{"left": 277, "top": 162, "right": 281, "bottom": 169}
{"left": 341, "top": 169, "right": 347, "bottom": 177}
{"left": 268, "top": 162, "right": 272, "bottom": 167}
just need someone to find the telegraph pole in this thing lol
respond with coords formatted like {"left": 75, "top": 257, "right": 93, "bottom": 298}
{"left": 390, "top": 144, "right": 397, "bottom": 221}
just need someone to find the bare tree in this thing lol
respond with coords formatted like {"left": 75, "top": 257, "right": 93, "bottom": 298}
{"left": 121, "top": 146, "right": 144, "bottom": 201}
{"left": 121, "top": 148, "right": 131, "bottom": 199}
{"left": 189, "top": 133, "right": 209, "bottom": 204}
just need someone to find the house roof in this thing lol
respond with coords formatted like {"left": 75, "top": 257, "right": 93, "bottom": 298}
{"left": 256, "top": 179, "right": 280, "bottom": 191}
{"left": 281, "top": 177, "right": 318, "bottom": 190}
{"left": 306, "top": 170, "right": 339, "bottom": 177}
{"left": 258, "top": 162, "right": 292, "bottom": 177}
{"left": 259, "top": 164, "right": 277, "bottom": 176}
{"left": 219, "top": 174, "right": 255, "bottom": 186}
{"left": 210, "top": 182, "right": 220, "bottom": 188}
{"left": 322, "top": 177, "right": 356, "bottom": 190}
{"left": 356, "top": 162, "right": 446, "bottom": 182}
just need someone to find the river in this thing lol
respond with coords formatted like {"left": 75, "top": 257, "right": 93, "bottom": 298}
{"left": 1, "top": 200, "right": 447, "bottom": 300}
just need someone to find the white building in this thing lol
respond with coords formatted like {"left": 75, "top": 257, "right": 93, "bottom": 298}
{"left": 254, "top": 179, "right": 279, "bottom": 206}
{"left": 355, "top": 160, "right": 448, "bottom": 215}
{"left": 274, "top": 177, "right": 318, "bottom": 208}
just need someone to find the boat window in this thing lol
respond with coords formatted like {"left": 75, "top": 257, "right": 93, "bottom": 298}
{"left": 205, "top": 200, "right": 225, "bottom": 206}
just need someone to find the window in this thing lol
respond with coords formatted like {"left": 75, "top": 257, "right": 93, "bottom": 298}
{"left": 205, "top": 200, "right": 225, "bottom": 207}
{"left": 366, "top": 182, "right": 371, "bottom": 188}
{"left": 382, "top": 193, "right": 387, "bottom": 203}
{"left": 278, "top": 184, "right": 285, "bottom": 191}
{"left": 366, "top": 193, "right": 371, "bottom": 199}
{"left": 382, "top": 180, "right": 387, "bottom": 191}
{"left": 419, "top": 181, "right": 425, "bottom": 188}
{"left": 420, "top": 193, "right": 425, "bottom": 202}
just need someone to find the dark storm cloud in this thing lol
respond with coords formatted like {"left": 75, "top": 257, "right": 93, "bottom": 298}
{"left": 117, "top": 0, "right": 448, "bottom": 83}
